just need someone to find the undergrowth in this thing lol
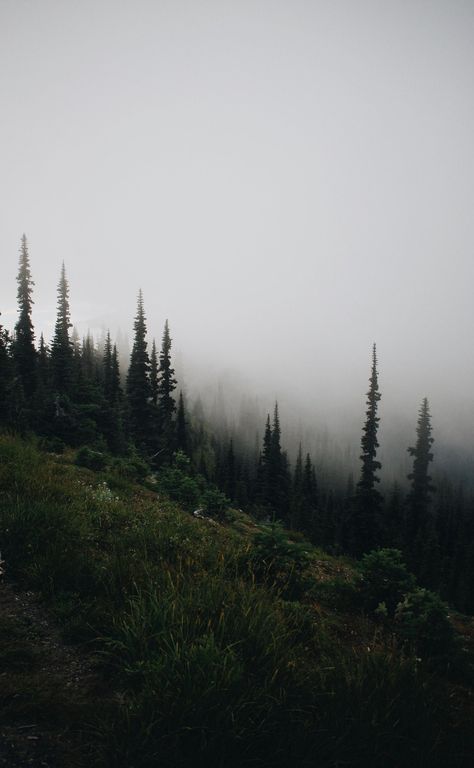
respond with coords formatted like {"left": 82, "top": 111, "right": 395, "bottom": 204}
{"left": 0, "top": 435, "right": 472, "bottom": 767}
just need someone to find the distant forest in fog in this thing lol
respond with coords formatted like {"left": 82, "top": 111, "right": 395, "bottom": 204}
{"left": 1, "top": 236, "right": 473, "bottom": 613}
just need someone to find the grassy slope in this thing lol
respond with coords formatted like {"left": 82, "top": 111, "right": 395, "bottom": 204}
{"left": 0, "top": 435, "right": 472, "bottom": 767}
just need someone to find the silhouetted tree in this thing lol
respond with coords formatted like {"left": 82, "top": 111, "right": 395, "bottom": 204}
{"left": 13, "top": 235, "right": 36, "bottom": 399}
{"left": 158, "top": 320, "right": 177, "bottom": 419}
{"left": 176, "top": 391, "right": 188, "bottom": 453}
{"left": 352, "top": 343, "right": 383, "bottom": 555}
{"left": 407, "top": 398, "right": 436, "bottom": 572}
{"left": 126, "top": 290, "right": 151, "bottom": 451}
{"left": 150, "top": 339, "right": 159, "bottom": 406}
{"left": 51, "top": 263, "right": 73, "bottom": 395}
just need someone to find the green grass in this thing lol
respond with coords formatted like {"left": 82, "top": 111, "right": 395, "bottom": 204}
{"left": 0, "top": 434, "right": 472, "bottom": 767}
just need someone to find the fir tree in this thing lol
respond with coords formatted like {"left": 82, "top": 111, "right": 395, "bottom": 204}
{"left": 291, "top": 444, "right": 304, "bottom": 529}
{"left": 14, "top": 234, "right": 36, "bottom": 399}
{"left": 407, "top": 398, "right": 436, "bottom": 570}
{"left": 158, "top": 320, "right": 177, "bottom": 419}
{"left": 150, "top": 339, "right": 159, "bottom": 406}
{"left": 51, "top": 263, "right": 73, "bottom": 395}
{"left": 176, "top": 391, "right": 188, "bottom": 453}
{"left": 156, "top": 320, "right": 177, "bottom": 460}
{"left": 0, "top": 313, "right": 13, "bottom": 425}
{"left": 353, "top": 343, "right": 383, "bottom": 555}
{"left": 103, "top": 331, "right": 114, "bottom": 401}
{"left": 110, "top": 344, "right": 122, "bottom": 405}
{"left": 126, "top": 290, "right": 151, "bottom": 451}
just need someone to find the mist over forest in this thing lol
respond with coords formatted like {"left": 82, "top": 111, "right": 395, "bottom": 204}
{"left": 1, "top": 2, "right": 474, "bottom": 766}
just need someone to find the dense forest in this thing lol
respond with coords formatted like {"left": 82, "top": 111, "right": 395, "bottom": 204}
{"left": 1, "top": 236, "right": 474, "bottom": 766}
{"left": 1, "top": 236, "right": 473, "bottom": 613}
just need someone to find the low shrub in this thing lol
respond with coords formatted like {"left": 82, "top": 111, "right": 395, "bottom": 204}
{"left": 75, "top": 446, "right": 107, "bottom": 471}
{"left": 359, "top": 548, "right": 416, "bottom": 615}
{"left": 395, "top": 588, "right": 455, "bottom": 660}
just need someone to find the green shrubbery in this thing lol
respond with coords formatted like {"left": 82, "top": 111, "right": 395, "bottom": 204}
{"left": 75, "top": 445, "right": 107, "bottom": 471}
{"left": 395, "top": 588, "right": 455, "bottom": 658}
{"left": 359, "top": 548, "right": 416, "bottom": 614}
{"left": 0, "top": 436, "right": 470, "bottom": 768}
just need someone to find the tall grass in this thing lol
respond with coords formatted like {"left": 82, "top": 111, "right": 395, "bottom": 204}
{"left": 0, "top": 435, "right": 470, "bottom": 767}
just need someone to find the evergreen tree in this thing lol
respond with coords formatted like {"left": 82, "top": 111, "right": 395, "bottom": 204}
{"left": 157, "top": 320, "right": 177, "bottom": 460}
{"left": 103, "top": 331, "right": 114, "bottom": 401}
{"left": 291, "top": 444, "right": 304, "bottom": 529}
{"left": 256, "top": 414, "right": 273, "bottom": 509}
{"left": 14, "top": 234, "right": 36, "bottom": 399}
{"left": 150, "top": 339, "right": 159, "bottom": 406}
{"left": 158, "top": 320, "right": 177, "bottom": 419}
{"left": 407, "top": 398, "right": 436, "bottom": 571}
{"left": 353, "top": 344, "right": 383, "bottom": 555}
{"left": 51, "top": 263, "right": 73, "bottom": 395}
{"left": 301, "top": 452, "right": 319, "bottom": 540}
{"left": 126, "top": 290, "right": 151, "bottom": 451}
{"left": 0, "top": 313, "right": 13, "bottom": 425}
{"left": 176, "top": 391, "right": 188, "bottom": 454}
{"left": 224, "top": 437, "right": 237, "bottom": 501}
{"left": 110, "top": 344, "right": 122, "bottom": 405}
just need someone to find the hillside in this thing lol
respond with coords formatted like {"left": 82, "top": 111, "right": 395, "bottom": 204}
{"left": 0, "top": 435, "right": 473, "bottom": 767}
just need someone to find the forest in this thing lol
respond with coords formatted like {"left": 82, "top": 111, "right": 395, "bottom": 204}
{"left": 0, "top": 236, "right": 473, "bottom": 767}
{"left": 1, "top": 236, "right": 473, "bottom": 612}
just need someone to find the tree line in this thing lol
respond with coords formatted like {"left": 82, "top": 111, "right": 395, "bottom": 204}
{"left": 1, "top": 236, "right": 473, "bottom": 612}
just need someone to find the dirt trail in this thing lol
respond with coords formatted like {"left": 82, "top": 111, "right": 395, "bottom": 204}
{"left": 0, "top": 577, "right": 99, "bottom": 767}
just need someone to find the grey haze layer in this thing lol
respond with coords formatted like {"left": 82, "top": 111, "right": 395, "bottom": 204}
{"left": 1, "top": 0, "right": 473, "bottom": 477}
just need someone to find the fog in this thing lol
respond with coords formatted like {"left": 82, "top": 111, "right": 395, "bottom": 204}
{"left": 1, "top": 0, "right": 474, "bottom": 481}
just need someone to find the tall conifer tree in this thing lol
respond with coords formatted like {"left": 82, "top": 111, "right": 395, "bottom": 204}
{"left": 126, "top": 290, "right": 151, "bottom": 450}
{"left": 407, "top": 398, "right": 436, "bottom": 570}
{"left": 14, "top": 234, "right": 36, "bottom": 398}
{"left": 176, "top": 391, "right": 188, "bottom": 453}
{"left": 51, "top": 263, "right": 73, "bottom": 395}
{"left": 353, "top": 344, "right": 382, "bottom": 554}
{"left": 158, "top": 320, "right": 177, "bottom": 419}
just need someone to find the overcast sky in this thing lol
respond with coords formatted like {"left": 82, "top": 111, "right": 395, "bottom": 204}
{"left": 1, "top": 0, "right": 474, "bottom": 450}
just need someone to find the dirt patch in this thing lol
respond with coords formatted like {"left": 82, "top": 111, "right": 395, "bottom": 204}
{"left": 0, "top": 578, "right": 100, "bottom": 767}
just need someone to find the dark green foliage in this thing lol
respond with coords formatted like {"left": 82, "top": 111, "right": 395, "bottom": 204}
{"left": 310, "top": 576, "right": 362, "bottom": 611}
{"left": 0, "top": 314, "right": 14, "bottom": 425}
{"left": 0, "top": 437, "right": 471, "bottom": 768}
{"left": 407, "top": 398, "right": 436, "bottom": 571}
{"left": 110, "top": 453, "right": 149, "bottom": 481}
{"left": 75, "top": 446, "right": 108, "bottom": 471}
{"left": 176, "top": 391, "right": 188, "bottom": 453}
{"left": 202, "top": 487, "right": 229, "bottom": 519}
{"left": 353, "top": 344, "right": 383, "bottom": 555}
{"left": 359, "top": 548, "right": 416, "bottom": 614}
{"left": 13, "top": 234, "right": 37, "bottom": 399}
{"left": 249, "top": 522, "right": 310, "bottom": 583}
{"left": 395, "top": 588, "right": 455, "bottom": 659}
{"left": 126, "top": 291, "right": 151, "bottom": 451}
{"left": 256, "top": 405, "right": 291, "bottom": 521}
{"left": 149, "top": 338, "right": 159, "bottom": 406}
{"left": 51, "top": 263, "right": 74, "bottom": 395}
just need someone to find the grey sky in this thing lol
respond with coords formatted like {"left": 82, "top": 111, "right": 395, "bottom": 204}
{"left": 1, "top": 0, "right": 474, "bottom": 457}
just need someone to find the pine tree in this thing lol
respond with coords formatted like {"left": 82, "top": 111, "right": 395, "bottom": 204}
{"left": 150, "top": 339, "right": 159, "bottom": 406}
{"left": 158, "top": 320, "right": 177, "bottom": 419}
{"left": 126, "top": 290, "right": 151, "bottom": 451}
{"left": 103, "top": 331, "right": 114, "bottom": 401}
{"left": 51, "top": 263, "right": 73, "bottom": 395}
{"left": 157, "top": 320, "right": 177, "bottom": 460}
{"left": 14, "top": 234, "right": 36, "bottom": 398}
{"left": 0, "top": 312, "right": 13, "bottom": 426}
{"left": 353, "top": 343, "right": 383, "bottom": 555}
{"left": 110, "top": 344, "right": 122, "bottom": 405}
{"left": 407, "top": 398, "right": 436, "bottom": 571}
{"left": 302, "top": 453, "right": 319, "bottom": 540}
{"left": 176, "top": 391, "right": 188, "bottom": 453}
{"left": 291, "top": 444, "right": 304, "bottom": 529}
